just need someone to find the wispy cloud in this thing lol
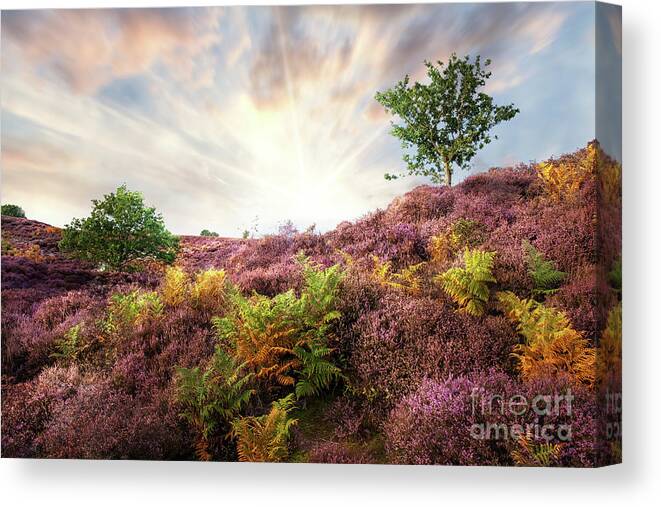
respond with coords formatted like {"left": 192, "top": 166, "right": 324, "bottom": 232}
{"left": 2, "top": 8, "right": 223, "bottom": 93}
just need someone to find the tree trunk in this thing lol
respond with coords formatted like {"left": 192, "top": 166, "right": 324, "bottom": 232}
{"left": 444, "top": 162, "right": 452, "bottom": 186}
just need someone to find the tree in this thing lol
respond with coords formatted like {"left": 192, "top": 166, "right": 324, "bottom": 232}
{"left": 375, "top": 54, "right": 519, "bottom": 186}
{"left": 200, "top": 229, "right": 219, "bottom": 237}
{"left": 59, "top": 185, "right": 179, "bottom": 270}
{"left": 1, "top": 204, "right": 26, "bottom": 218}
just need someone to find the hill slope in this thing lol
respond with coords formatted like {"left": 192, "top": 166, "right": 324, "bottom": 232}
{"left": 1, "top": 143, "right": 622, "bottom": 465}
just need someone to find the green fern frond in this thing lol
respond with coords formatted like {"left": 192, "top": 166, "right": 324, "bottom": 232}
{"left": 523, "top": 241, "right": 565, "bottom": 298}
{"left": 174, "top": 347, "right": 254, "bottom": 459}
{"left": 437, "top": 248, "right": 496, "bottom": 316}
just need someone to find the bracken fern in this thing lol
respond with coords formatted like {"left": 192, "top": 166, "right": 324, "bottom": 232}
{"left": 511, "top": 435, "right": 561, "bottom": 467}
{"left": 213, "top": 255, "right": 344, "bottom": 396}
{"left": 103, "top": 290, "right": 163, "bottom": 339}
{"left": 371, "top": 255, "right": 425, "bottom": 295}
{"left": 175, "top": 347, "right": 254, "bottom": 460}
{"left": 497, "top": 291, "right": 596, "bottom": 385}
{"left": 437, "top": 248, "right": 496, "bottom": 316}
{"left": 597, "top": 303, "right": 622, "bottom": 384}
{"left": 161, "top": 266, "right": 189, "bottom": 307}
{"left": 523, "top": 241, "right": 565, "bottom": 298}
{"left": 535, "top": 143, "right": 596, "bottom": 201}
{"left": 191, "top": 268, "right": 228, "bottom": 314}
{"left": 230, "top": 394, "right": 298, "bottom": 462}
{"left": 50, "top": 324, "right": 88, "bottom": 363}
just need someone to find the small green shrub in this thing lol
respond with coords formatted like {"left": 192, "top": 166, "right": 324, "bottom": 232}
{"left": 1, "top": 204, "right": 26, "bottom": 218}
{"left": 200, "top": 229, "right": 219, "bottom": 237}
{"left": 437, "top": 248, "right": 496, "bottom": 316}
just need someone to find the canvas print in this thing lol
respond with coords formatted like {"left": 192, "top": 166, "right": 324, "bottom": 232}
{"left": 1, "top": 2, "right": 621, "bottom": 466}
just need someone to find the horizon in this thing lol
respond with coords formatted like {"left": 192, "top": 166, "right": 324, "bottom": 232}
{"left": 1, "top": 3, "right": 621, "bottom": 236}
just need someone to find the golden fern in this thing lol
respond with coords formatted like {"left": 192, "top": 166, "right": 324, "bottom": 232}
{"left": 597, "top": 303, "right": 622, "bottom": 384}
{"left": 231, "top": 394, "right": 298, "bottom": 462}
{"left": 214, "top": 257, "right": 344, "bottom": 398}
{"left": 429, "top": 233, "right": 452, "bottom": 264}
{"left": 498, "top": 291, "right": 596, "bottom": 385}
{"left": 513, "top": 328, "right": 596, "bottom": 385}
{"left": 597, "top": 147, "right": 622, "bottom": 206}
{"left": 161, "top": 265, "right": 189, "bottom": 307}
{"left": 497, "top": 291, "right": 571, "bottom": 345}
{"left": 511, "top": 434, "right": 561, "bottom": 467}
{"left": 191, "top": 268, "right": 228, "bottom": 314}
{"left": 536, "top": 143, "right": 596, "bottom": 201}
{"left": 371, "top": 255, "right": 425, "bottom": 295}
{"left": 428, "top": 219, "right": 484, "bottom": 265}
{"left": 236, "top": 321, "right": 300, "bottom": 385}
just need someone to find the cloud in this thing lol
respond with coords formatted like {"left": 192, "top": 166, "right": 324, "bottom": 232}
{"left": 243, "top": 3, "right": 572, "bottom": 119}
{"left": 1, "top": 139, "right": 77, "bottom": 173}
{"left": 247, "top": 7, "right": 355, "bottom": 109}
{"left": 1, "top": 8, "right": 223, "bottom": 94}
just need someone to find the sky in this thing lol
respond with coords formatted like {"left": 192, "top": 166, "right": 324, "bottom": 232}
{"left": 1, "top": 2, "right": 620, "bottom": 236}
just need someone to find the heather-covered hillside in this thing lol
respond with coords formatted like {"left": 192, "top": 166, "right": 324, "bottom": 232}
{"left": 1, "top": 143, "right": 621, "bottom": 465}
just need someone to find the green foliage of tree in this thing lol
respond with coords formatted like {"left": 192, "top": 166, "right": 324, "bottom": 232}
{"left": 375, "top": 54, "right": 519, "bottom": 185}
{"left": 175, "top": 347, "right": 255, "bottom": 460}
{"left": 200, "top": 229, "right": 219, "bottom": 237}
{"left": 523, "top": 241, "right": 566, "bottom": 298}
{"left": 58, "top": 185, "right": 179, "bottom": 270}
{"left": 437, "top": 248, "right": 497, "bottom": 316}
{"left": 1, "top": 204, "right": 26, "bottom": 218}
